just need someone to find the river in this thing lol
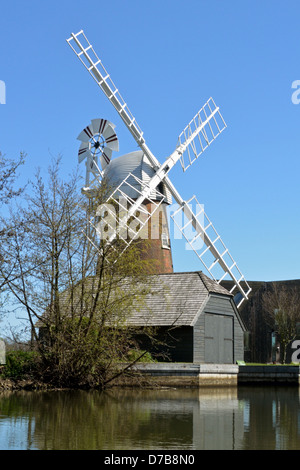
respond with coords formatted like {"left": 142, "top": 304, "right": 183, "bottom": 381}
{"left": 0, "top": 386, "right": 299, "bottom": 450}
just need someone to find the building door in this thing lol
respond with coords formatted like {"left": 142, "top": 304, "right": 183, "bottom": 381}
{"left": 204, "top": 314, "right": 233, "bottom": 363}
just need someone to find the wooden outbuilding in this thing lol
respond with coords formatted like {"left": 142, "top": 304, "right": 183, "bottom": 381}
{"left": 38, "top": 270, "right": 246, "bottom": 365}
{"left": 127, "top": 271, "right": 246, "bottom": 364}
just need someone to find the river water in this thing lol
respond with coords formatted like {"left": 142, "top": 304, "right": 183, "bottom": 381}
{"left": 0, "top": 386, "right": 299, "bottom": 450}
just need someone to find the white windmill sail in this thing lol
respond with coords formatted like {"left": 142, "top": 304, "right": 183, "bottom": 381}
{"left": 67, "top": 30, "right": 251, "bottom": 306}
{"left": 177, "top": 99, "right": 227, "bottom": 172}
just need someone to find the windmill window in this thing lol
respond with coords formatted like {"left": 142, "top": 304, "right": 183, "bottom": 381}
{"left": 157, "top": 182, "right": 164, "bottom": 196}
{"left": 161, "top": 233, "right": 170, "bottom": 249}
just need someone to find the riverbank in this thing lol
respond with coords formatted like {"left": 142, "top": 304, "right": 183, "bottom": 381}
{"left": 0, "top": 377, "right": 62, "bottom": 391}
{"left": 124, "top": 363, "right": 300, "bottom": 387}
{"left": 1, "top": 364, "right": 300, "bottom": 391}
{"left": 129, "top": 363, "right": 239, "bottom": 387}
{"left": 238, "top": 364, "right": 300, "bottom": 384}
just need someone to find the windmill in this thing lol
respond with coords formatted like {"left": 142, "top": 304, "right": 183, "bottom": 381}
{"left": 67, "top": 30, "right": 251, "bottom": 307}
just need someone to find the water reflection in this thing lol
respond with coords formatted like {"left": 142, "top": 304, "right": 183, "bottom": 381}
{"left": 0, "top": 386, "right": 300, "bottom": 450}
{"left": 238, "top": 387, "right": 300, "bottom": 450}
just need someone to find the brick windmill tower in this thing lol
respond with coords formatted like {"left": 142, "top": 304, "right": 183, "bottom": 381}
{"left": 103, "top": 150, "right": 174, "bottom": 273}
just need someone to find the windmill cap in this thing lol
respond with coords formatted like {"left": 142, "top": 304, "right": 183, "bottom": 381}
{"left": 103, "top": 150, "right": 172, "bottom": 204}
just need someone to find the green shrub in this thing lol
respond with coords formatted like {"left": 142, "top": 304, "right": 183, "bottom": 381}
{"left": 1, "top": 351, "right": 38, "bottom": 379}
{"left": 126, "top": 349, "right": 156, "bottom": 363}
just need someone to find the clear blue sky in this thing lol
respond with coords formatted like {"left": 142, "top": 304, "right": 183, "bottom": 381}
{"left": 1, "top": 0, "right": 300, "bottom": 283}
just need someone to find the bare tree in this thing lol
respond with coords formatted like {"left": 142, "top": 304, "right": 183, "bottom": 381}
{"left": 0, "top": 158, "right": 156, "bottom": 387}
{"left": 0, "top": 152, "right": 26, "bottom": 207}
{"left": 0, "top": 151, "right": 26, "bottom": 265}
{"left": 0, "top": 152, "right": 26, "bottom": 326}
{"left": 262, "top": 283, "right": 300, "bottom": 363}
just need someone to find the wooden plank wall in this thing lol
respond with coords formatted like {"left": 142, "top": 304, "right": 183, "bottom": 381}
{"left": 193, "top": 295, "right": 244, "bottom": 364}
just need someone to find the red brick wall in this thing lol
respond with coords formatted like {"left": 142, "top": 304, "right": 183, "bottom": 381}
{"left": 137, "top": 202, "right": 173, "bottom": 274}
